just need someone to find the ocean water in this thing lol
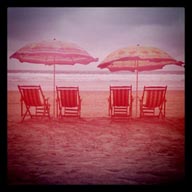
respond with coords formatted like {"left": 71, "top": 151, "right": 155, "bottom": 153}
{"left": 7, "top": 72, "right": 185, "bottom": 91}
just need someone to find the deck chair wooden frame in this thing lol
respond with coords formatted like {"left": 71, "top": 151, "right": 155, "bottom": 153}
{"left": 139, "top": 86, "right": 167, "bottom": 118}
{"left": 56, "top": 86, "right": 82, "bottom": 118}
{"left": 18, "top": 85, "right": 50, "bottom": 122}
{"left": 108, "top": 86, "right": 133, "bottom": 118}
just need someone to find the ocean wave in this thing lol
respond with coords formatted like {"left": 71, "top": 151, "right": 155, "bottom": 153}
{"left": 7, "top": 72, "right": 184, "bottom": 91}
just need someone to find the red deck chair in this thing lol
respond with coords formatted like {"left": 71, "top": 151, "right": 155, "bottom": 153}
{"left": 108, "top": 86, "right": 133, "bottom": 118}
{"left": 139, "top": 86, "right": 167, "bottom": 118}
{"left": 56, "top": 86, "right": 82, "bottom": 118}
{"left": 18, "top": 85, "right": 50, "bottom": 122}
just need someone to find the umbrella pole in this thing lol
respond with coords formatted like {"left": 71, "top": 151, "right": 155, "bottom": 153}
{"left": 53, "top": 64, "right": 55, "bottom": 118}
{"left": 135, "top": 60, "right": 138, "bottom": 118}
{"left": 136, "top": 69, "right": 138, "bottom": 118}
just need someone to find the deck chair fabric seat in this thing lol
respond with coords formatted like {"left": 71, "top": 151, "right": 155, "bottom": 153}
{"left": 18, "top": 85, "right": 50, "bottom": 122}
{"left": 56, "top": 86, "right": 81, "bottom": 118}
{"left": 108, "top": 86, "right": 133, "bottom": 118}
{"left": 139, "top": 86, "right": 167, "bottom": 118}
{"left": 60, "top": 90, "right": 78, "bottom": 107}
{"left": 22, "top": 89, "right": 42, "bottom": 106}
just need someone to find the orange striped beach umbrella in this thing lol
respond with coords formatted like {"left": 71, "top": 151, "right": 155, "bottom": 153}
{"left": 97, "top": 45, "right": 184, "bottom": 117}
{"left": 10, "top": 39, "right": 98, "bottom": 117}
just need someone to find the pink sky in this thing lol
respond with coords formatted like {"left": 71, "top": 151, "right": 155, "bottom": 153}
{"left": 7, "top": 7, "right": 185, "bottom": 72}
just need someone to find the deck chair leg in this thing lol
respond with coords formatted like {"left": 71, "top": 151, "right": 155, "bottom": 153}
{"left": 164, "top": 103, "right": 166, "bottom": 118}
{"left": 159, "top": 107, "right": 162, "bottom": 118}
{"left": 163, "top": 101, "right": 166, "bottom": 118}
{"left": 153, "top": 110, "right": 155, "bottom": 117}
{"left": 21, "top": 99, "right": 24, "bottom": 116}
{"left": 108, "top": 103, "right": 110, "bottom": 116}
{"left": 48, "top": 108, "right": 51, "bottom": 119}
{"left": 56, "top": 100, "right": 60, "bottom": 118}
{"left": 27, "top": 106, "right": 33, "bottom": 118}
{"left": 21, "top": 107, "right": 32, "bottom": 122}
{"left": 159, "top": 103, "right": 165, "bottom": 118}
{"left": 108, "top": 106, "right": 111, "bottom": 116}
{"left": 42, "top": 107, "right": 46, "bottom": 119}
{"left": 21, "top": 111, "right": 28, "bottom": 122}
{"left": 56, "top": 102, "right": 58, "bottom": 117}
{"left": 58, "top": 107, "right": 62, "bottom": 118}
{"left": 45, "top": 106, "right": 50, "bottom": 119}
{"left": 139, "top": 102, "right": 143, "bottom": 118}
{"left": 140, "top": 107, "right": 143, "bottom": 118}
{"left": 21, "top": 114, "right": 26, "bottom": 122}
{"left": 78, "top": 106, "right": 81, "bottom": 118}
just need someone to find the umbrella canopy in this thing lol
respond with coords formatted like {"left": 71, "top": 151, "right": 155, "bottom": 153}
{"left": 97, "top": 45, "right": 184, "bottom": 117}
{"left": 10, "top": 40, "right": 98, "bottom": 65}
{"left": 10, "top": 39, "right": 98, "bottom": 117}
{"left": 98, "top": 46, "right": 184, "bottom": 72}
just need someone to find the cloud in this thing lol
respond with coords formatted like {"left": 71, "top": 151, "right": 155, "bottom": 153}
{"left": 8, "top": 7, "right": 184, "bottom": 71}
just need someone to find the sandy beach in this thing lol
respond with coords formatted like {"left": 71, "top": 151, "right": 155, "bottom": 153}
{"left": 7, "top": 90, "right": 185, "bottom": 185}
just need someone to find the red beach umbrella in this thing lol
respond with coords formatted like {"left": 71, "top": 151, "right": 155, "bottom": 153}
{"left": 10, "top": 39, "right": 98, "bottom": 117}
{"left": 98, "top": 45, "right": 184, "bottom": 117}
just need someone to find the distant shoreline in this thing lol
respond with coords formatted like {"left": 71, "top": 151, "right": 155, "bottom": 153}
{"left": 7, "top": 69, "right": 184, "bottom": 75}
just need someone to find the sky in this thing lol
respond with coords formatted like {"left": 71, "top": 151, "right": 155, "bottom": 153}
{"left": 7, "top": 7, "right": 185, "bottom": 72}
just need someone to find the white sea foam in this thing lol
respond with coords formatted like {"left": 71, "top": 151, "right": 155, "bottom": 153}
{"left": 7, "top": 72, "right": 185, "bottom": 91}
